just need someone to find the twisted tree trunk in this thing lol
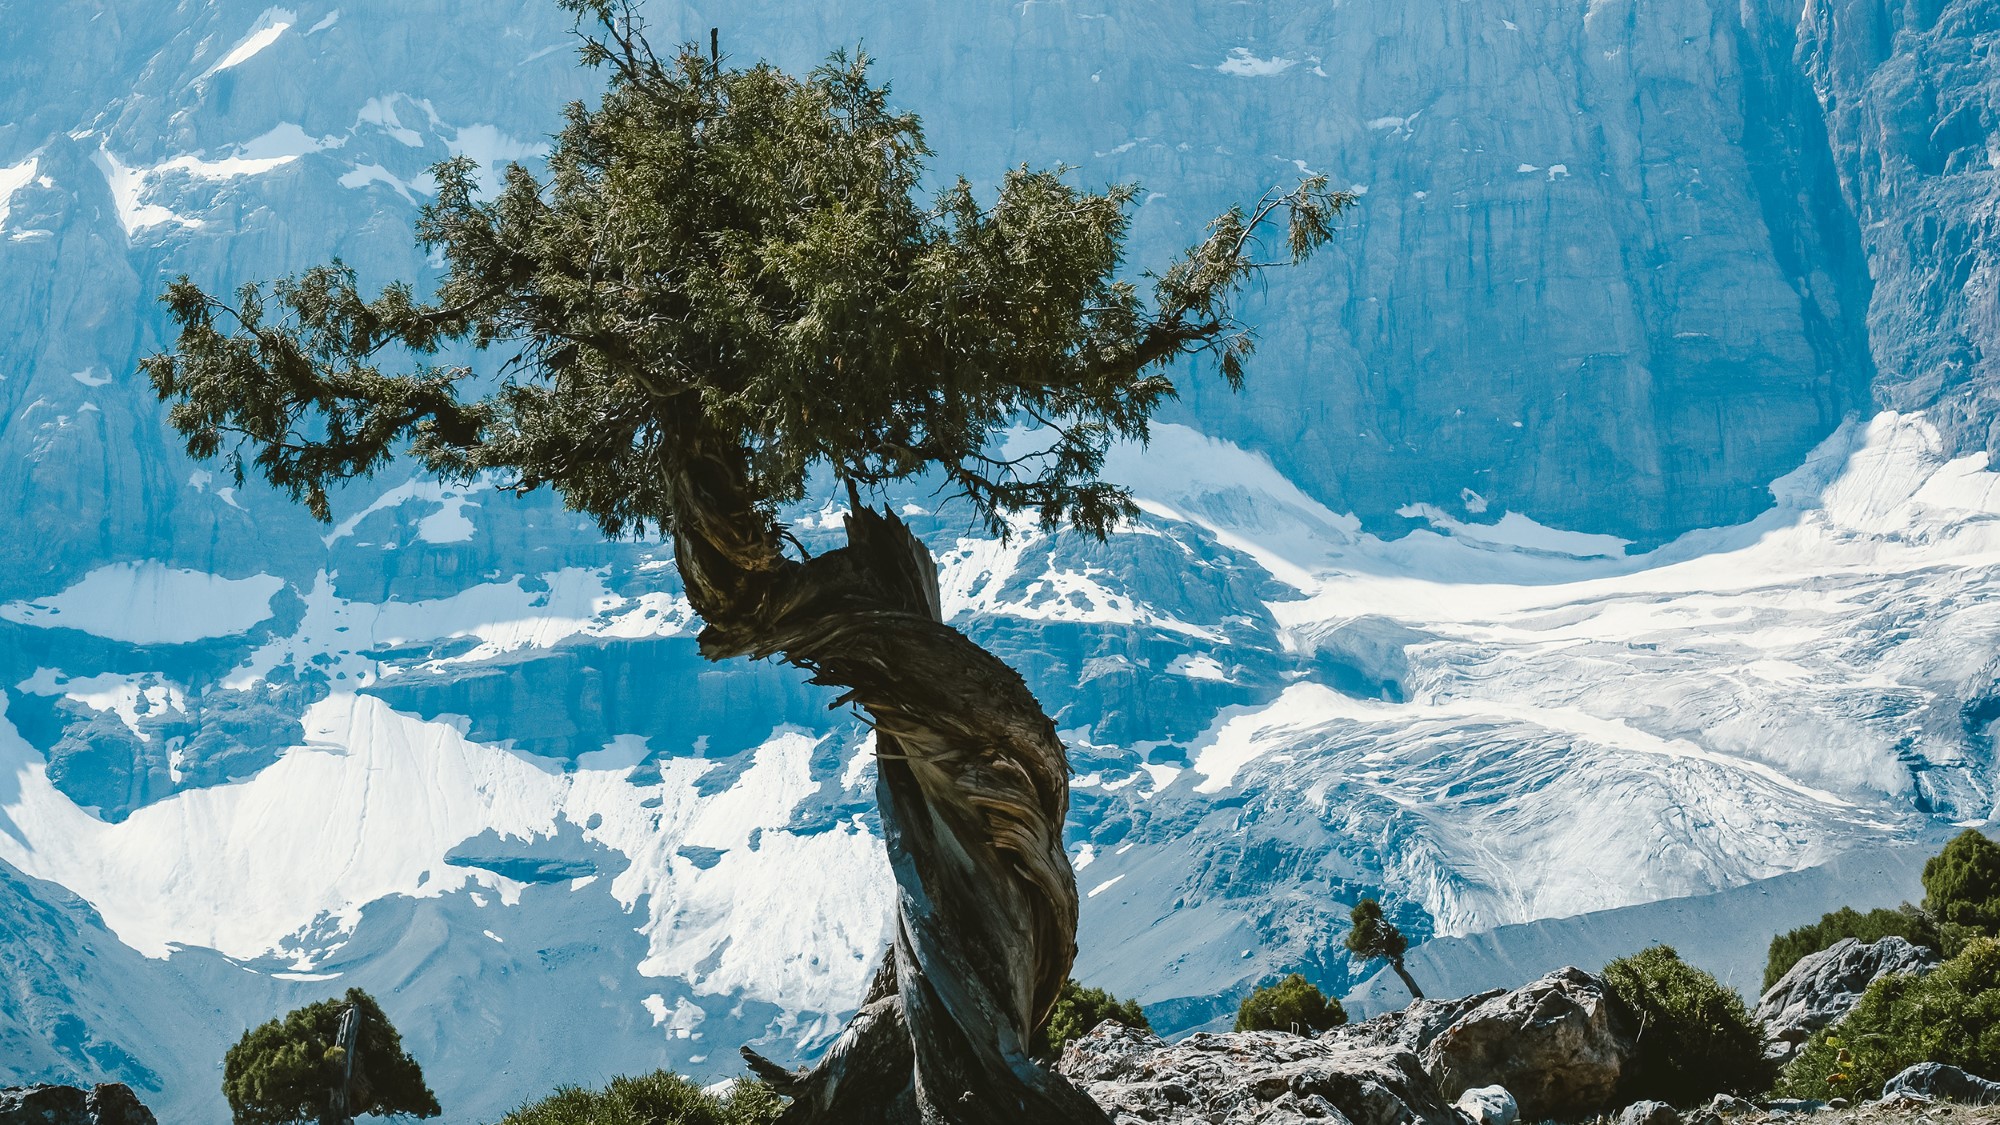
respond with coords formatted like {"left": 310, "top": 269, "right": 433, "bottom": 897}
{"left": 670, "top": 447, "right": 1109, "bottom": 1124}
{"left": 1390, "top": 959, "right": 1425, "bottom": 1001}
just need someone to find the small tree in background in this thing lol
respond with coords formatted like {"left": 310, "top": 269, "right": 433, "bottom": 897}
{"left": 223, "top": 989, "right": 440, "bottom": 1125}
{"left": 1924, "top": 828, "right": 2000, "bottom": 952}
{"left": 1030, "top": 979, "right": 1151, "bottom": 1060}
{"left": 1601, "top": 946, "right": 1773, "bottom": 1106}
{"left": 1346, "top": 899, "right": 1424, "bottom": 999}
{"left": 1234, "top": 974, "right": 1347, "bottom": 1035}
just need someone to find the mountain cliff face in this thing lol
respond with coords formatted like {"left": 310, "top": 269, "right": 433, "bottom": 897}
{"left": 1800, "top": 0, "right": 2000, "bottom": 454}
{"left": 0, "top": 1, "right": 1996, "bottom": 1122}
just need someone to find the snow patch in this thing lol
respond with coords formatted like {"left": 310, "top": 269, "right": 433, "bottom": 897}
{"left": 338, "top": 163, "right": 426, "bottom": 202}
{"left": 1217, "top": 48, "right": 1296, "bottom": 77}
{"left": 0, "top": 563, "right": 283, "bottom": 644}
{"left": 16, "top": 669, "right": 187, "bottom": 740}
{"left": 0, "top": 695, "right": 893, "bottom": 1013}
{"left": 1166, "top": 653, "right": 1234, "bottom": 682}
{"left": 206, "top": 9, "right": 296, "bottom": 75}
{"left": 0, "top": 155, "right": 37, "bottom": 230}
{"left": 1396, "top": 504, "right": 1630, "bottom": 559}
{"left": 91, "top": 148, "right": 194, "bottom": 236}
{"left": 357, "top": 96, "right": 425, "bottom": 148}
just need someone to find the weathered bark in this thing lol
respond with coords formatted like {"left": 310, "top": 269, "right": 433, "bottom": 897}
{"left": 1392, "top": 959, "right": 1426, "bottom": 1001}
{"left": 672, "top": 446, "right": 1108, "bottom": 1124}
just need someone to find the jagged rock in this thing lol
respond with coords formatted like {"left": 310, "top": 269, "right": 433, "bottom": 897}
{"left": 1880, "top": 1062, "right": 2000, "bottom": 1106}
{"left": 1418, "top": 967, "right": 1633, "bottom": 1120}
{"left": 1330, "top": 992, "right": 1504, "bottom": 1056}
{"left": 1754, "top": 937, "right": 1938, "bottom": 1063}
{"left": 1455, "top": 1085, "right": 1518, "bottom": 1125}
{"left": 0, "top": 1084, "right": 157, "bottom": 1125}
{"left": 1762, "top": 1099, "right": 1828, "bottom": 1115}
{"left": 82, "top": 1085, "right": 156, "bottom": 1125}
{"left": 1618, "top": 1101, "right": 1678, "bottom": 1125}
{"left": 1059, "top": 1023, "right": 1464, "bottom": 1125}
{"left": 0, "top": 1086, "right": 86, "bottom": 1125}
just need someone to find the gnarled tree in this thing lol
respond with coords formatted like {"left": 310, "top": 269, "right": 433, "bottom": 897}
{"left": 143, "top": 5, "right": 1346, "bottom": 1121}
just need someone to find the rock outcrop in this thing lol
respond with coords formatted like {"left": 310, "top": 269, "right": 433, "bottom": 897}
{"left": 1058, "top": 1023, "right": 1465, "bottom": 1125}
{"left": 1880, "top": 1062, "right": 2000, "bottom": 1106}
{"left": 1329, "top": 991, "right": 1505, "bottom": 1056}
{"left": 0, "top": 1084, "right": 157, "bottom": 1125}
{"left": 1799, "top": 0, "right": 2000, "bottom": 460}
{"left": 1419, "top": 967, "right": 1634, "bottom": 1120}
{"left": 1754, "top": 937, "right": 1938, "bottom": 1062}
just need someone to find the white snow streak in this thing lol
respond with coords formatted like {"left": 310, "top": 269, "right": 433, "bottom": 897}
{"left": 0, "top": 563, "right": 283, "bottom": 644}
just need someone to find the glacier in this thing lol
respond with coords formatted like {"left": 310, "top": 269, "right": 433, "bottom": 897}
{"left": 0, "top": 0, "right": 1996, "bottom": 1122}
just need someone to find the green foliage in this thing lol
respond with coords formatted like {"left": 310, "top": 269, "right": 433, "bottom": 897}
{"left": 1600, "top": 946, "right": 1774, "bottom": 1106}
{"left": 1780, "top": 937, "right": 2000, "bottom": 1101}
{"left": 498, "top": 1071, "right": 782, "bottom": 1125}
{"left": 1344, "top": 898, "right": 1408, "bottom": 963}
{"left": 1924, "top": 829, "right": 2000, "bottom": 938}
{"left": 143, "top": 5, "right": 1347, "bottom": 540}
{"left": 1234, "top": 973, "right": 1348, "bottom": 1035}
{"left": 1763, "top": 904, "right": 1942, "bottom": 992}
{"left": 221, "top": 988, "right": 440, "bottom": 1125}
{"left": 1031, "top": 978, "right": 1151, "bottom": 1060}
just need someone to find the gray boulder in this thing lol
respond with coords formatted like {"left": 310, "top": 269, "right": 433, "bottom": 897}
{"left": 1702, "top": 1094, "right": 1757, "bottom": 1116}
{"left": 1059, "top": 1023, "right": 1464, "bottom": 1125}
{"left": 1419, "top": 967, "right": 1634, "bottom": 1121}
{"left": 1455, "top": 1085, "right": 1518, "bottom": 1125}
{"left": 1330, "top": 991, "right": 1505, "bottom": 1056}
{"left": 1754, "top": 937, "right": 1938, "bottom": 1064}
{"left": 1880, "top": 1062, "right": 2000, "bottom": 1106}
{"left": 0, "top": 1084, "right": 157, "bottom": 1125}
{"left": 1618, "top": 1101, "right": 1678, "bottom": 1125}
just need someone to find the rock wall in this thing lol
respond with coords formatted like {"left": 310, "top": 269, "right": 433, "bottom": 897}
{"left": 1798, "top": 0, "right": 2000, "bottom": 456}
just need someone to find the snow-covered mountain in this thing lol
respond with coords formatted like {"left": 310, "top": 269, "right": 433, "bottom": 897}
{"left": 1, "top": 1, "right": 1996, "bottom": 1121}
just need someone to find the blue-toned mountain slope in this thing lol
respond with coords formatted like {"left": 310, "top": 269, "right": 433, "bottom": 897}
{"left": 0, "top": 2, "right": 1997, "bottom": 1122}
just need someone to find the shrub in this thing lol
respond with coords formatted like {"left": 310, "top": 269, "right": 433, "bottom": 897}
{"left": 1234, "top": 973, "right": 1348, "bottom": 1035}
{"left": 1601, "top": 946, "right": 1774, "bottom": 1105}
{"left": 1032, "top": 979, "right": 1151, "bottom": 1060}
{"left": 1925, "top": 829, "right": 2000, "bottom": 939}
{"left": 499, "top": 1071, "right": 782, "bottom": 1125}
{"left": 223, "top": 988, "right": 439, "bottom": 1125}
{"left": 1764, "top": 904, "right": 1942, "bottom": 992}
{"left": 1779, "top": 936, "right": 2000, "bottom": 1102}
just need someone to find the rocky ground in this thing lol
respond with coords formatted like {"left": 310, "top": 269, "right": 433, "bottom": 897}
{"left": 1056, "top": 951, "right": 1997, "bottom": 1125}
{"left": 1600, "top": 1105, "right": 2000, "bottom": 1125}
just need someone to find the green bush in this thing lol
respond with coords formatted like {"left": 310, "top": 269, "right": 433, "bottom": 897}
{"left": 498, "top": 1071, "right": 782, "bottom": 1125}
{"left": 1601, "top": 946, "right": 1773, "bottom": 1105}
{"left": 222, "top": 989, "right": 439, "bottom": 1125}
{"left": 1779, "top": 936, "right": 2000, "bottom": 1102}
{"left": 1764, "top": 904, "right": 1941, "bottom": 992}
{"left": 1032, "top": 979, "right": 1151, "bottom": 1060}
{"left": 1925, "top": 829, "right": 2000, "bottom": 940}
{"left": 1234, "top": 973, "right": 1347, "bottom": 1035}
